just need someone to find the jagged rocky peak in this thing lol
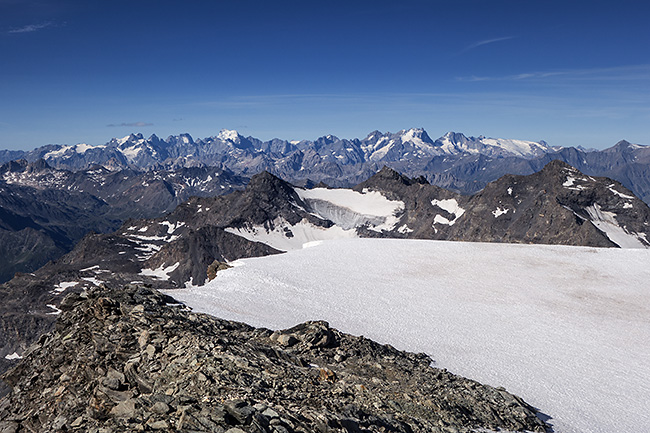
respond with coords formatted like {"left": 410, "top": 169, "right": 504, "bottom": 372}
{"left": 177, "top": 133, "right": 194, "bottom": 144}
{"left": 538, "top": 159, "right": 575, "bottom": 175}
{"left": 472, "top": 159, "right": 650, "bottom": 248}
{"left": 26, "top": 158, "right": 52, "bottom": 171}
{"left": 365, "top": 165, "right": 419, "bottom": 186}
{"left": 114, "top": 133, "right": 145, "bottom": 145}
{"left": 1, "top": 158, "right": 53, "bottom": 174}
{"left": 363, "top": 130, "right": 383, "bottom": 143}
{"left": 0, "top": 159, "right": 30, "bottom": 173}
{"left": 441, "top": 131, "right": 471, "bottom": 143}
{"left": 604, "top": 139, "right": 648, "bottom": 153}
{"left": 314, "top": 134, "right": 340, "bottom": 145}
{"left": 362, "top": 166, "right": 429, "bottom": 189}
{"left": 246, "top": 170, "right": 293, "bottom": 191}
{"left": 216, "top": 129, "right": 255, "bottom": 151}
{"left": 238, "top": 170, "right": 306, "bottom": 210}
{"left": 0, "top": 284, "right": 548, "bottom": 433}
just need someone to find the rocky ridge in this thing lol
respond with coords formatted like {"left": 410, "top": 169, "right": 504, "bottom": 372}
{"left": 357, "top": 161, "right": 650, "bottom": 247}
{"left": 0, "top": 284, "right": 548, "bottom": 433}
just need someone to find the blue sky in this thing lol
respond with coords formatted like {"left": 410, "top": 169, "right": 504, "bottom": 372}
{"left": 1, "top": 0, "right": 649, "bottom": 150}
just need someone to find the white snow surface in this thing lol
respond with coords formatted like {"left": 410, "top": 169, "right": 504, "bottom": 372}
{"left": 139, "top": 262, "right": 180, "bottom": 281}
{"left": 46, "top": 304, "right": 62, "bottom": 315}
{"left": 81, "top": 277, "right": 104, "bottom": 286}
{"left": 608, "top": 186, "right": 634, "bottom": 199}
{"left": 431, "top": 198, "right": 465, "bottom": 225}
{"left": 480, "top": 137, "right": 548, "bottom": 157}
{"left": 52, "top": 281, "right": 79, "bottom": 294}
{"left": 4, "top": 352, "right": 22, "bottom": 360}
{"left": 295, "top": 187, "right": 404, "bottom": 232}
{"left": 563, "top": 176, "right": 576, "bottom": 187}
{"left": 119, "top": 145, "right": 143, "bottom": 162}
{"left": 431, "top": 198, "right": 464, "bottom": 216}
{"left": 217, "top": 129, "right": 240, "bottom": 142}
{"left": 167, "top": 238, "right": 650, "bottom": 433}
{"left": 399, "top": 128, "right": 433, "bottom": 152}
{"left": 43, "top": 143, "right": 105, "bottom": 159}
{"left": 160, "top": 221, "right": 186, "bottom": 234}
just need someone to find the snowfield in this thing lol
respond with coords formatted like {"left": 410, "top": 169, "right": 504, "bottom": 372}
{"left": 167, "top": 239, "right": 650, "bottom": 433}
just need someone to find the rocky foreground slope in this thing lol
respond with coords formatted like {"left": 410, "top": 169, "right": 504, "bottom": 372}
{"left": 0, "top": 285, "right": 548, "bottom": 433}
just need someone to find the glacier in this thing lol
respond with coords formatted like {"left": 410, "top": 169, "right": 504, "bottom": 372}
{"left": 168, "top": 238, "right": 650, "bottom": 433}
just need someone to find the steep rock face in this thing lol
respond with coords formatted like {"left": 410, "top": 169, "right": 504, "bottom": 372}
{"left": 352, "top": 166, "right": 459, "bottom": 240}
{"left": 0, "top": 285, "right": 548, "bottom": 433}
{"left": 444, "top": 160, "right": 650, "bottom": 247}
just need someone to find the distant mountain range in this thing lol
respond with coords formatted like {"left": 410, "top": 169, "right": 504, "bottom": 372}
{"left": 3, "top": 128, "right": 650, "bottom": 204}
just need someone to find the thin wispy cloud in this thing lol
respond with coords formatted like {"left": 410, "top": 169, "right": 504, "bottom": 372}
{"left": 107, "top": 122, "right": 153, "bottom": 128}
{"left": 8, "top": 22, "right": 54, "bottom": 34}
{"left": 456, "top": 64, "right": 650, "bottom": 83}
{"left": 461, "top": 36, "right": 514, "bottom": 53}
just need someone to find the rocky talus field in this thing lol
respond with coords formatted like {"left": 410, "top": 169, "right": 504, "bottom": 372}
{"left": 0, "top": 285, "right": 547, "bottom": 433}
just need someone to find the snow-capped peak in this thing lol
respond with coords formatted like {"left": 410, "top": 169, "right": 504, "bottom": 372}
{"left": 434, "top": 132, "right": 552, "bottom": 158}
{"left": 436, "top": 132, "right": 472, "bottom": 154}
{"left": 441, "top": 131, "right": 471, "bottom": 143}
{"left": 114, "top": 133, "right": 145, "bottom": 147}
{"left": 479, "top": 137, "right": 551, "bottom": 158}
{"left": 179, "top": 133, "right": 194, "bottom": 145}
{"left": 400, "top": 128, "right": 433, "bottom": 144}
{"left": 217, "top": 129, "right": 241, "bottom": 142}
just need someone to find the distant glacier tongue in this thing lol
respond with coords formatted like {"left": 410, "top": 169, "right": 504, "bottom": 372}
{"left": 302, "top": 198, "right": 386, "bottom": 230}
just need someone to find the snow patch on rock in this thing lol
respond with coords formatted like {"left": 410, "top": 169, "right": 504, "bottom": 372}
{"left": 225, "top": 218, "right": 357, "bottom": 251}
{"left": 4, "top": 352, "right": 22, "bottom": 360}
{"left": 584, "top": 204, "right": 646, "bottom": 248}
{"left": 608, "top": 185, "right": 634, "bottom": 199}
{"left": 139, "top": 262, "right": 180, "bottom": 281}
{"left": 52, "top": 281, "right": 79, "bottom": 294}
{"left": 431, "top": 199, "right": 465, "bottom": 226}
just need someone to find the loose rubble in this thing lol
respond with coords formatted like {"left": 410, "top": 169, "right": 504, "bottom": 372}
{"left": 0, "top": 285, "right": 547, "bottom": 433}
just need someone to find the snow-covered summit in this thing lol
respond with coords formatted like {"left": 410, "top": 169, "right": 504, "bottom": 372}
{"left": 399, "top": 127, "right": 434, "bottom": 147}
{"left": 41, "top": 143, "right": 107, "bottom": 160}
{"left": 115, "top": 133, "right": 145, "bottom": 146}
{"left": 217, "top": 129, "right": 241, "bottom": 142}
